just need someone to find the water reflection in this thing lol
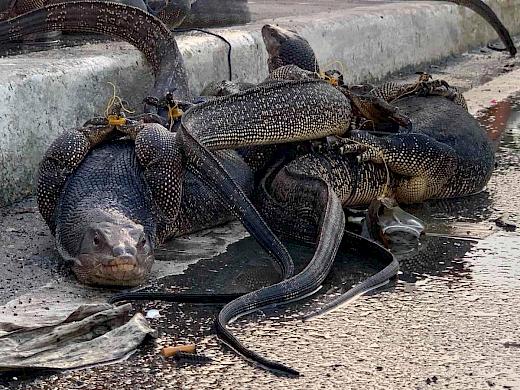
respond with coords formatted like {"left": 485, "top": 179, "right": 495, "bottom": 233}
{"left": 478, "top": 99, "right": 512, "bottom": 146}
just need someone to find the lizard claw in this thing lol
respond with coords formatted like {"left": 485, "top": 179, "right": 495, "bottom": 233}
{"left": 339, "top": 143, "right": 366, "bottom": 155}
{"left": 357, "top": 148, "right": 384, "bottom": 164}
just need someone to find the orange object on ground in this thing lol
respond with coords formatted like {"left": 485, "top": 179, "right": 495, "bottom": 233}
{"left": 160, "top": 344, "right": 196, "bottom": 358}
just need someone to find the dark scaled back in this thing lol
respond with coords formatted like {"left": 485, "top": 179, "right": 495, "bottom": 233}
{"left": 393, "top": 96, "right": 495, "bottom": 198}
{"left": 279, "top": 38, "right": 319, "bottom": 73}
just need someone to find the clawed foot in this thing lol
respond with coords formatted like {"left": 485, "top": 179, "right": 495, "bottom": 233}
{"left": 144, "top": 92, "right": 194, "bottom": 121}
{"left": 82, "top": 94, "right": 171, "bottom": 140}
{"left": 83, "top": 113, "right": 168, "bottom": 128}
{"left": 345, "top": 88, "right": 413, "bottom": 132}
{"left": 413, "top": 73, "right": 467, "bottom": 110}
{"left": 339, "top": 142, "right": 385, "bottom": 164}
{"left": 310, "top": 131, "right": 388, "bottom": 164}
{"left": 295, "top": 135, "right": 352, "bottom": 155}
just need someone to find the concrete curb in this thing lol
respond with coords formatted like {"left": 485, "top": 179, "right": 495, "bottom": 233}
{"left": 1, "top": 0, "right": 520, "bottom": 206}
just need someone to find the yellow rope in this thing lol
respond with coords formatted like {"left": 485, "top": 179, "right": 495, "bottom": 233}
{"left": 167, "top": 103, "right": 183, "bottom": 131}
{"left": 321, "top": 59, "right": 347, "bottom": 76}
{"left": 106, "top": 115, "right": 127, "bottom": 126}
{"left": 317, "top": 59, "right": 348, "bottom": 86}
{"left": 104, "top": 82, "right": 135, "bottom": 126}
{"left": 322, "top": 73, "right": 339, "bottom": 87}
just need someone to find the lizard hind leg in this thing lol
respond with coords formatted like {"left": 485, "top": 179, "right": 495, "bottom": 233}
{"left": 342, "top": 131, "right": 458, "bottom": 203}
{"left": 394, "top": 176, "right": 432, "bottom": 204}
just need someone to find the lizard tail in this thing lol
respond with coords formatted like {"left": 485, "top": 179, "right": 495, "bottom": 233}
{"left": 445, "top": 0, "right": 516, "bottom": 56}
{"left": 0, "top": 1, "right": 191, "bottom": 99}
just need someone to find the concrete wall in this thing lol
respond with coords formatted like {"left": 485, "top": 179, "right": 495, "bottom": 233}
{"left": 1, "top": 0, "right": 519, "bottom": 206}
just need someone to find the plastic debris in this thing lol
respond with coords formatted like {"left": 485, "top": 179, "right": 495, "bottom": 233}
{"left": 363, "top": 196, "right": 425, "bottom": 250}
{"left": 0, "top": 296, "right": 156, "bottom": 372}
{"left": 145, "top": 309, "right": 161, "bottom": 319}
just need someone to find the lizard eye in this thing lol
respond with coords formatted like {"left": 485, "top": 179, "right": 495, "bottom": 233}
{"left": 137, "top": 235, "right": 147, "bottom": 249}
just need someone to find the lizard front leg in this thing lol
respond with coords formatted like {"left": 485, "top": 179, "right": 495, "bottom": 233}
{"left": 343, "top": 89, "right": 413, "bottom": 131}
{"left": 110, "top": 122, "right": 184, "bottom": 226}
{"left": 116, "top": 121, "right": 296, "bottom": 281}
{"left": 415, "top": 79, "right": 468, "bottom": 110}
{"left": 37, "top": 125, "right": 117, "bottom": 233}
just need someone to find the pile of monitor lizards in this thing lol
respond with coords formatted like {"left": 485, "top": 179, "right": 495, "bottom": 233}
{"left": 0, "top": 0, "right": 514, "bottom": 376}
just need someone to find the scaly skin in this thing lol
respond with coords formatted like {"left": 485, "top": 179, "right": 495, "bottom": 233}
{"left": 0, "top": 0, "right": 514, "bottom": 54}
{"left": 249, "top": 23, "right": 494, "bottom": 334}
{"left": 11, "top": 10, "right": 464, "bottom": 374}
{"left": 2, "top": 5, "right": 373, "bottom": 375}
{"left": 10, "top": 7, "right": 489, "bottom": 375}
{"left": 111, "top": 62, "right": 479, "bottom": 377}
{"left": 51, "top": 135, "right": 254, "bottom": 286}
{"left": 36, "top": 85, "right": 357, "bottom": 374}
{"left": 4, "top": 6, "right": 495, "bottom": 374}
{"left": 0, "top": 7, "right": 331, "bottom": 375}
{"left": 261, "top": 24, "right": 320, "bottom": 73}
{"left": 0, "top": 0, "right": 251, "bottom": 27}
{"left": 260, "top": 25, "right": 493, "bottom": 206}
{"left": 1, "top": 2, "right": 298, "bottom": 288}
{"left": 265, "top": 93, "right": 492, "bottom": 208}
{"left": 0, "top": 0, "right": 199, "bottom": 27}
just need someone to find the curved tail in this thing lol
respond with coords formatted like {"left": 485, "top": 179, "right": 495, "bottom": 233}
{"left": 0, "top": 1, "right": 191, "bottom": 99}
{"left": 444, "top": 0, "right": 516, "bottom": 56}
{"left": 302, "top": 229, "right": 399, "bottom": 321}
{"left": 215, "top": 171, "right": 345, "bottom": 376}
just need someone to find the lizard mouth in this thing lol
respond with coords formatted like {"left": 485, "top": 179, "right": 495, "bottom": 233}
{"left": 101, "top": 257, "right": 138, "bottom": 273}
{"left": 74, "top": 254, "right": 154, "bottom": 287}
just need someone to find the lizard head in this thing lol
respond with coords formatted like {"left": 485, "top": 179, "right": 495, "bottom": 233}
{"left": 261, "top": 24, "right": 319, "bottom": 73}
{"left": 71, "top": 215, "right": 154, "bottom": 287}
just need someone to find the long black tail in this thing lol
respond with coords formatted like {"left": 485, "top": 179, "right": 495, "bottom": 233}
{"left": 0, "top": 1, "right": 191, "bottom": 99}
{"left": 443, "top": 0, "right": 516, "bottom": 56}
{"left": 214, "top": 172, "right": 345, "bottom": 376}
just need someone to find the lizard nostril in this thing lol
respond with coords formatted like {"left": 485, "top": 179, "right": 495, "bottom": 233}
{"left": 112, "top": 245, "right": 136, "bottom": 258}
{"left": 127, "top": 245, "right": 137, "bottom": 257}
{"left": 112, "top": 245, "right": 126, "bottom": 258}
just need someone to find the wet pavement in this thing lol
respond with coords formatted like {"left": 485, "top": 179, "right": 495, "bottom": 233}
{"left": 1, "top": 57, "right": 520, "bottom": 390}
